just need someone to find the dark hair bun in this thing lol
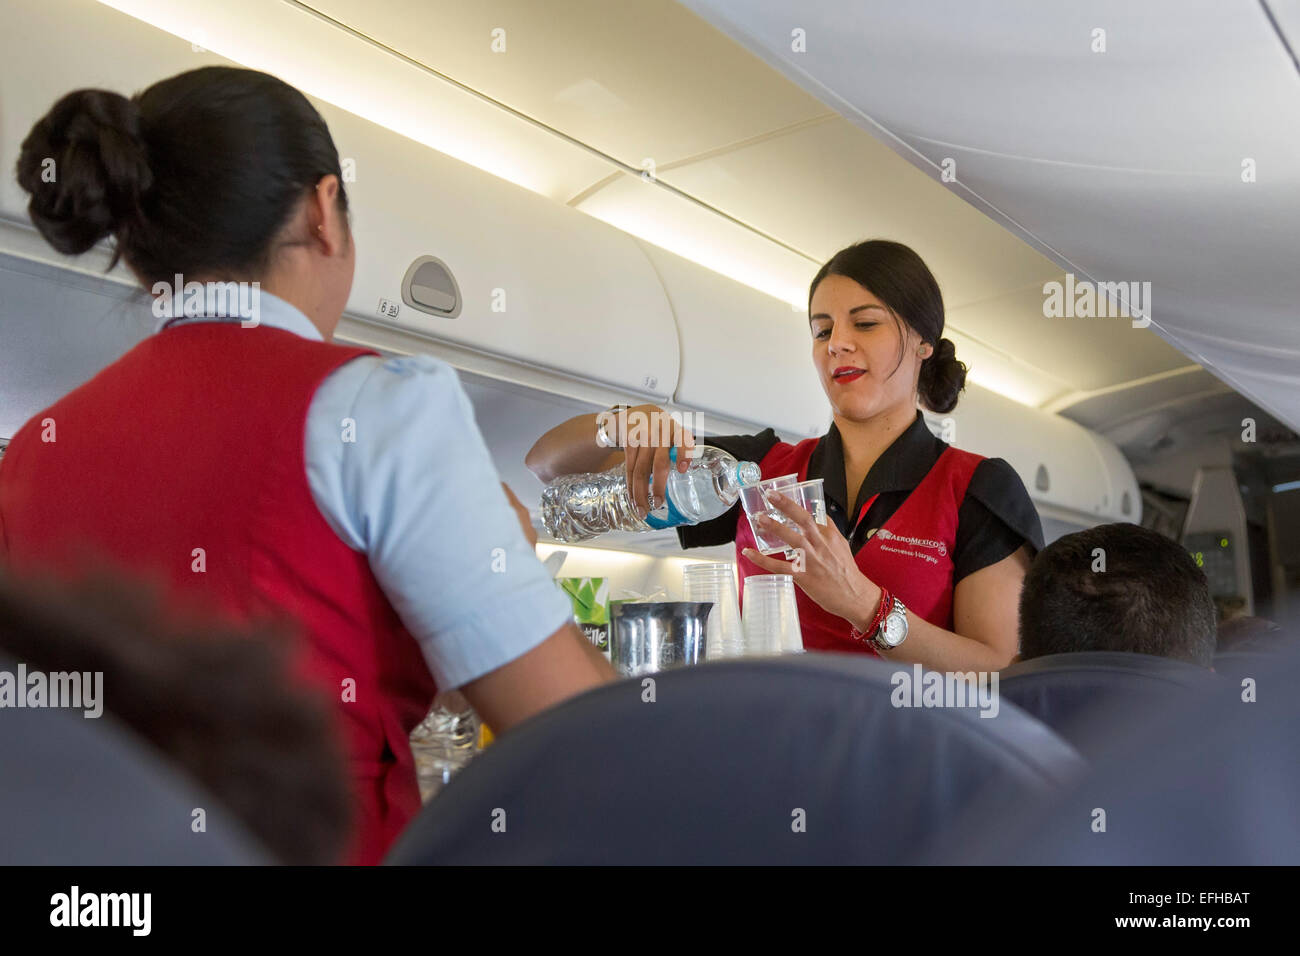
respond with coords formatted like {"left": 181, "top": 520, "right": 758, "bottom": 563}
{"left": 16, "top": 89, "right": 152, "bottom": 256}
{"left": 918, "top": 336, "right": 967, "bottom": 414}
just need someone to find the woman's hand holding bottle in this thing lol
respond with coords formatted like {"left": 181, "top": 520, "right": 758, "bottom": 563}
{"left": 603, "top": 404, "right": 697, "bottom": 518}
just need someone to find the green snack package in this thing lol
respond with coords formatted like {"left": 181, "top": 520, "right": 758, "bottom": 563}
{"left": 559, "top": 577, "right": 611, "bottom": 653}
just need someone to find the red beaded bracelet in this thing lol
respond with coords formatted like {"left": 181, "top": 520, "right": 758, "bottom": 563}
{"left": 850, "top": 589, "right": 893, "bottom": 644}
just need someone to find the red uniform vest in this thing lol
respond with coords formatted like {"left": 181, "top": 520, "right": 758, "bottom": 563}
{"left": 735, "top": 437, "right": 983, "bottom": 652}
{"left": 0, "top": 323, "right": 437, "bottom": 864}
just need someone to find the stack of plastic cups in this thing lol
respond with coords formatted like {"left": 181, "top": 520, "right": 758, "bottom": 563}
{"left": 683, "top": 562, "right": 745, "bottom": 660}
{"left": 742, "top": 574, "right": 804, "bottom": 655}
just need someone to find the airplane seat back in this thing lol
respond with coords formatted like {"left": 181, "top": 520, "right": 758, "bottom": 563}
{"left": 0, "top": 656, "right": 268, "bottom": 864}
{"left": 939, "top": 643, "right": 1300, "bottom": 864}
{"left": 1214, "top": 648, "right": 1295, "bottom": 685}
{"left": 386, "top": 654, "right": 1084, "bottom": 865}
{"left": 999, "top": 652, "right": 1219, "bottom": 761}
{"left": 1213, "top": 620, "right": 1297, "bottom": 684}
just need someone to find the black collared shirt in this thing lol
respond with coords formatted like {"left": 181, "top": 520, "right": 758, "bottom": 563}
{"left": 677, "top": 412, "right": 1044, "bottom": 583}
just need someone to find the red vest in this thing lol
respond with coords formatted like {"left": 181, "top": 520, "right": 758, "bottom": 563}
{"left": 0, "top": 323, "right": 437, "bottom": 864}
{"left": 735, "top": 438, "right": 983, "bottom": 652}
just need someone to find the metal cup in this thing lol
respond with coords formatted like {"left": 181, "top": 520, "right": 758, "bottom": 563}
{"left": 610, "top": 601, "right": 714, "bottom": 677}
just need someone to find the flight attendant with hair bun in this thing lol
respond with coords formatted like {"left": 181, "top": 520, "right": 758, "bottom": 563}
{"left": 528, "top": 240, "right": 1043, "bottom": 672}
{"left": 1, "top": 65, "right": 613, "bottom": 864}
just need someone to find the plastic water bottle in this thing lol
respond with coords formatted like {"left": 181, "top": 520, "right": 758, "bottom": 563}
{"left": 409, "top": 692, "right": 481, "bottom": 803}
{"left": 541, "top": 445, "right": 761, "bottom": 543}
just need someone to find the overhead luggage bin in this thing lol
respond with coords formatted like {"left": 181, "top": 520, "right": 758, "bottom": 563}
{"left": 1080, "top": 427, "right": 1142, "bottom": 522}
{"left": 635, "top": 239, "right": 831, "bottom": 439}
{"left": 0, "top": 0, "right": 1144, "bottom": 505}
{"left": 0, "top": 1, "right": 682, "bottom": 407}
{"left": 930, "top": 383, "right": 1141, "bottom": 525}
{"left": 313, "top": 99, "right": 682, "bottom": 404}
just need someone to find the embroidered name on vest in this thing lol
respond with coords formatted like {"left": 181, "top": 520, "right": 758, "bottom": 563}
{"left": 874, "top": 528, "right": 949, "bottom": 561}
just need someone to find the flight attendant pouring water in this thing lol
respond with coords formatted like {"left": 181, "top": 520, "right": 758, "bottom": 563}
{"left": 528, "top": 240, "right": 1042, "bottom": 671}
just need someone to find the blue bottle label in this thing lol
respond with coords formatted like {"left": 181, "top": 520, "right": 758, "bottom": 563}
{"left": 645, "top": 493, "right": 690, "bottom": 530}
{"left": 643, "top": 446, "right": 689, "bottom": 529}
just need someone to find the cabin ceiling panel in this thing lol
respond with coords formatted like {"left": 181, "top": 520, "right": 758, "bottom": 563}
{"left": 679, "top": 0, "right": 1300, "bottom": 435}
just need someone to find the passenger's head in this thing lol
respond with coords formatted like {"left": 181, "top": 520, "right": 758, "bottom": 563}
{"left": 15, "top": 66, "right": 353, "bottom": 336}
{"left": 0, "top": 568, "right": 353, "bottom": 864}
{"left": 808, "top": 239, "right": 967, "bottom": 420}
{"left": 1019, "top": 523, "right": 1217, "bottom": 667}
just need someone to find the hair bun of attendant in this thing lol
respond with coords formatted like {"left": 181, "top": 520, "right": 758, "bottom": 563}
{"left": 18, "top": 67, "right": 351, "bottom": 287}
{"left": 918, "top": 336, "right": 967, "bottom": 414}
{"left": 16, "top": 88, "right": 153, "bottom": 256}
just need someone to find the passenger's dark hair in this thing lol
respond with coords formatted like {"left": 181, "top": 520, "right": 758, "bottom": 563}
{"left": 0, "top": 567, "right": 353, "bottom": 864}
{"left": 1019, "top": 523, "right": 1217, "bottom": 667}
{"left": 15, "top": 66, "right": 347, "bottom": 284}
{"left": 809, "top": 239, "right": 967, "bottom": 413}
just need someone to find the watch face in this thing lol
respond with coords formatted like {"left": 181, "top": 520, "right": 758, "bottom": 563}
{"left": 882, "top": 610, "right": 907, "bottom": 646}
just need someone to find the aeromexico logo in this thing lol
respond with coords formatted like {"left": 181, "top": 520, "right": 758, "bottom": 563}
{"left": 873, "top": 528, "right": 948, "bottom": 557}
{"left": 150, "top": 276, "right": 261, "bottom": 328}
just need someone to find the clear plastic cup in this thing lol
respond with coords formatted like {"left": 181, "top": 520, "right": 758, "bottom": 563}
{"left": 743, "top": 585, "right": 802, "bottom": 655}
{"left": 781, "top": 478, "right": 827, "bottom": 560}
{"left": 683, "top": 562, "right": 745, "bottom": 659}
{"left": 738, "top": 473, "right": 799, "bottom": 555}
{"left": 742, "top": 574, "right": 804, "bottom": 655}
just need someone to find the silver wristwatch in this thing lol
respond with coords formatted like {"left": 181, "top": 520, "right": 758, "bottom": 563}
{"left": 872, "top": 596, "right": 909, "bottom": 652}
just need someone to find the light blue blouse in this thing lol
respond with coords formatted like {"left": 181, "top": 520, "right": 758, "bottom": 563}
{"left": 156, "top": 291, "right": 572, "bottom": 690}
